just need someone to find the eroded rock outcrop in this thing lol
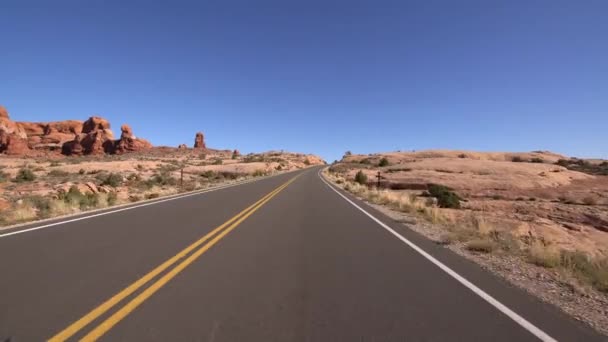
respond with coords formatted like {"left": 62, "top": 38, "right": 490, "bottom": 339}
{"left": 0, "top": 106, "right": 30, "bottom": 154}
{"left": 19, "top": 120, "right": 83, "bottom": 151}
{"left": 1, "top": 105, "right": 153, "bottom": 156}
{"left": 62, "top": 116, "right": 115, "bottom": 155}
{"left": 114, "top": 124, "right": 152, "bottom": 154}
{"left": 194, "top": 132, "right": 206, "bottom": 149}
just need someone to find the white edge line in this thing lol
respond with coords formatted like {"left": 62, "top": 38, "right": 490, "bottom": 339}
{"left": 318, "top": 169, "right": 557, "bottom": 342}
{"left": 0, "top": 168, "right": 306, "bottom": 239}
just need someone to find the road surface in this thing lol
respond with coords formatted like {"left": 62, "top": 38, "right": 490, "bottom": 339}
{"left": 0, "top": 166, "right": 603, "bottom": 341}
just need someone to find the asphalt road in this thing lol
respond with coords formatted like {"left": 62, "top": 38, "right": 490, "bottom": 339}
{"left": 0, "top": 166, "right": 604, "bottom": 341}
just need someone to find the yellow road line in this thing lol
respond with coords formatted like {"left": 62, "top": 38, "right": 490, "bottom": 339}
{"left": 80, "top": 176, "right": 296, "bottom": 341}
{"left": 49, "top": 176, "right": 297, "bottom": 342}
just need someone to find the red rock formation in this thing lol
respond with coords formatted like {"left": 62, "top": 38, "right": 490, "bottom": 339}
{"left": 1, "top": 105, "right": 154, "bottom": 156}
{"left": 194, "top": 132, "right": 206, "bottom": 149}
{"left": 232, "top": 149, "right": 241, "bottom": 157}
{"left": 19, "top": 120, "right": 83, "bottom": 151}
{"left": 82, "top": 116, "right": 111, "bottom": 133}
{"left": 62, "top": 133, "right": 84, "bottom": 155}
{"left": 0, "top": 106, "right": 30, "bottom": 155}
{"left": 62, "top": 117, "right": 114, "bottom": 155}
{"left": 114, "top": 124, "right": 152, "bottom": 154}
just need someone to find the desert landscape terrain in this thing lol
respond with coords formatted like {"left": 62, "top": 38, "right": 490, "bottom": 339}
{"left": 325, "top": 149, "right": 608, "bottom": 334}
{"left": 0, "top": 105, "right": 324, "bottom": 227}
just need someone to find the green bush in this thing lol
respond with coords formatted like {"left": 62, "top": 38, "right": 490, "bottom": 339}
{"left": 100, "top": 173, "right": 123, "bottom": 187}
{"left": 378, "top": 158, "right": 390, "bottom": 167}
{"left": 14, "top": 168, "right": 36, "bottom": 182}
{"left": 427, "top": 184, "right": 461, "bottom": 209}
{"left": 354, "top": 170, "right": 367, "bottom": 185}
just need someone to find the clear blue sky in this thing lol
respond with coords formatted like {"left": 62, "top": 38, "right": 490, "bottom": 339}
{"left": 1, "top": 1, "right": 606, "bottom": 162}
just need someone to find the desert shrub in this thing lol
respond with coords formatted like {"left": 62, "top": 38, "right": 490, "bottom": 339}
{"left": 231, "top": 151, "right": 238, "bottom": 159}
{"left": 148, "top": 171, "right": 177, "bottom": 186}
{"left": 48, "top": 169, "right": 70, "bottom": 177}
{"left": 59, "top": 186, "right": 100, "bottom": 210}
{"left": 527, "top": 244, "right": 560, "bottom": 268}
{"left": 458, "top": 153, "right": 467, "bottom": 158}
{"left": 529, "top": 197, "right": 537, "bottom": 201}
{"left": 378, "top": 157, "right": 390, "bottom": 167}
{"left": 515, "top": 197, "right": 525, "bottom": 201}
{"left": 0, "top": 170, "right": 9, "bottom": 183}
{"left": 344, "top": 151, "right": 352, "bottom": 157}
{"left": 253, "top": 169, "right": 267, "bottom": 177}
{"left": 427, "top": 184, "right": 461, "bottom": 209}
{"left": 530, "top": 157, "right": 544, "bottom": 163}
{"left": 218, "top": 171, "right": 242, "bottom": 180}
{"left": 107, "top": 192, "right": 118, "bottom": 206}
{"left": 511, "top": 156, "right": 524, "bottom": 162}
{"left": 466, "top": 239, "right": 495, "bottom": 253}
{"left": 49, "top": 161, "right": 62, "bottom": 167}
{"left": 100, "top": 173, "right": 123, "bottom": 187}
{"left": 560, "top": 251, "right": 608, "bottom": 292}
{"left": 79, "top": 168, "right": 86, "bottom": 175}
{"left": 14, "top": 168, "right": 36, "bottom": 182}
{"left": 25, "top": 195, "right": 52, "bottom": 218}
{"left": 304, "top": 158, "right": 311, "bottom": 165}
{"left": 135, "top": 164, "right": 145, "bottom": 171}
{"left": 212, "top": 159, "right": 223, "bottom": 165}
{"left": 491, "top": 194, "right": 503, "bottom": 200}
{"left": 146, "top": 193, "right": 160, "bottom": 200}
{"left": 275, "top": 164, "right": 283, "bottom": 171}
{"left": 359, "top": 158, "right": 371, "bottom": 165}
{"left": 354, "top": 170, "right": 367, "bottom": 185}
{"left": 243, "top": 155, "right": 264, "bottom": 163}
{"left": 386, "top": 167, "right": 412, "bottom": 173}
{"left": 199, "top": 170, "right": 216, "bottom": 179}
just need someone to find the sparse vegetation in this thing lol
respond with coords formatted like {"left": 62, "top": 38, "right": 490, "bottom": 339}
{"left": 511, "top": 156, "right": 524, "bottom": 162}
{"left": 378, "top": 157, "right": 389, "bottom": 167}
{"left": 427, "top": 184, "right": 461, "bottom": 209}
{"left": 100, "top": 173, "right": 123, "bottom": 187}
{"left": 354, "top": 170, "right": 367, "bottom": 185}
{"left": 0, "top": 170, "right": 9, "bottom": 182}
{"left": 48, "top": 169, "right": 70, "bottom": 177}
{"left": 14, "top": 168, "right": 36, "bottom": 182}
{"left": 466, "top": 239, "right": 495, "bottom": 253}
{"left": 530, "top": 157, "right": 544, "bottom": 163}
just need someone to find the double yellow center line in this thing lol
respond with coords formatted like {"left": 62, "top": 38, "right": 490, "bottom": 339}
{"left": 50, "top": 176, "right": 298, "bottom": 341}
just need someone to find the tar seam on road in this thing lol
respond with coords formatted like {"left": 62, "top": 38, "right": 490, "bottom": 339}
{"left": 318, "top": 169, "right": 557, "bottom": 342}
{"left": 49, "top": 175, "right": 299, "bottom": 342}
{"left": 0, "top": 167, "right": 304, "bottom": 239}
